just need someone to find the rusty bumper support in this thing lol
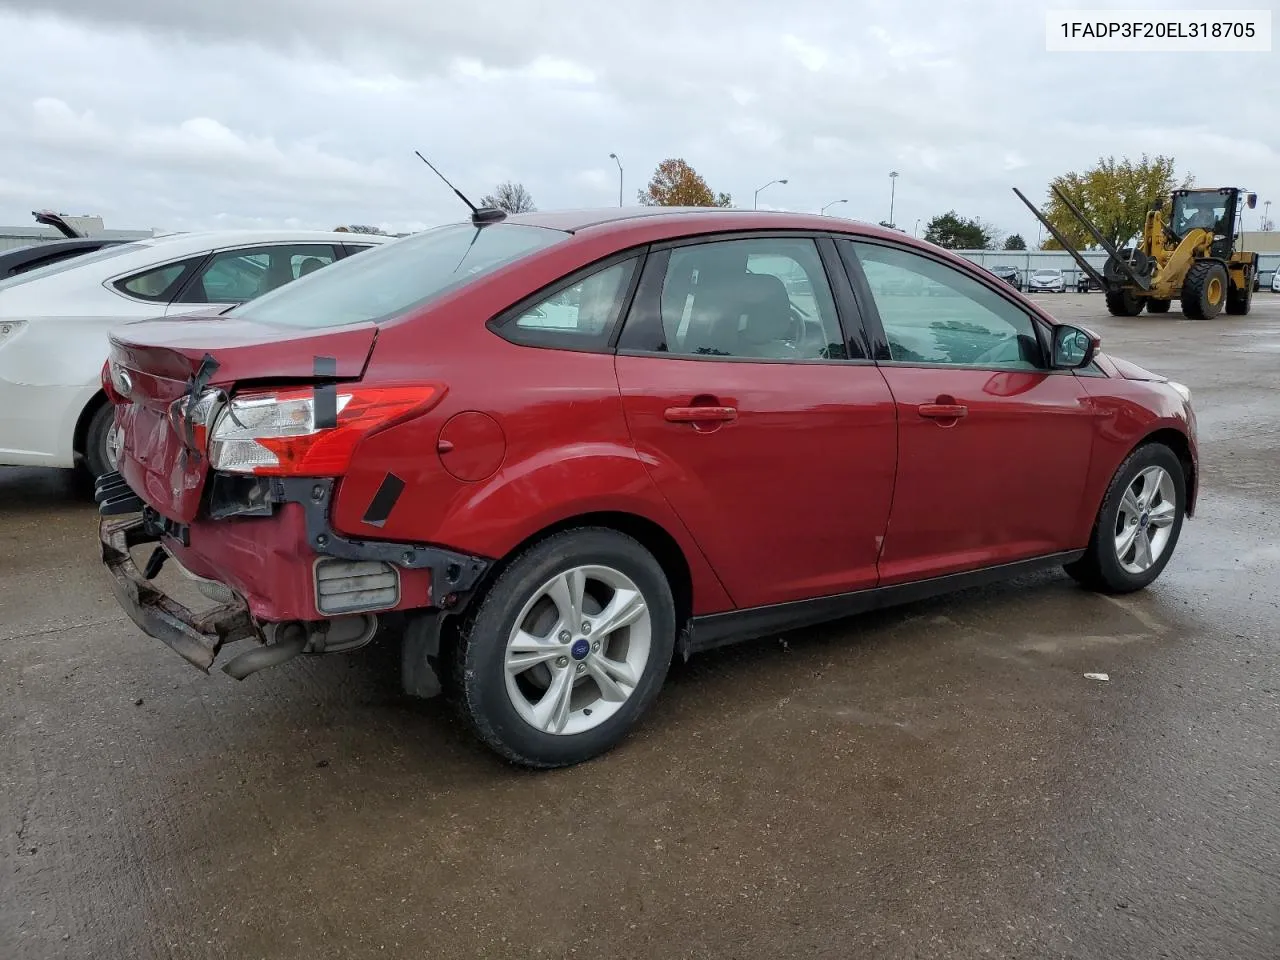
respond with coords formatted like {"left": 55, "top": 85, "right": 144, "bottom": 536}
{"left": 99, "top": 514, "right": 257, "bottom": 672}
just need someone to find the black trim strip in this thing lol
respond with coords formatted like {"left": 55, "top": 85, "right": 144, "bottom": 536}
{"left": 312, "top": 355, "right": 338, "bottom": 428}
{"left": 361, "top": 473, "right": 405, "bottom": 528}
{"left": 686, "top": 550, "right": 1085, "bottom": 655}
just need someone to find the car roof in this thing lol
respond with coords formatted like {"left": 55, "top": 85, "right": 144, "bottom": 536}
{"left": 504, "top": 206, "right": 897, "bottom": 236}
{"left": 143, "top": 229, "right": 390, "bottom": 248}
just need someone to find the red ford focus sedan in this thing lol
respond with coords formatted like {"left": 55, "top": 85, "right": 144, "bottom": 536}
{"left": 97, "top": 207, "right": 1198, "bottom": 767}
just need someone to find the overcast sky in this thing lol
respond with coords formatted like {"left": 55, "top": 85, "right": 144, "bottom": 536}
{"left": 0, "top": 0, "right": 1276, "bottom": 241}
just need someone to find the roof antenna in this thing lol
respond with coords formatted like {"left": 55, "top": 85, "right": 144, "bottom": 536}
{"left": 414, "top": 150, "right": 506, "bottom": 225}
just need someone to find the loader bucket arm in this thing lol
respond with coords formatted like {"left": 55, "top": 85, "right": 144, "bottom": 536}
{"left": 1048, "top": 185, "right": 1150, "bottom": 291}
{"left": 1011, "top": 188, "right": 1110, "bottom": 292}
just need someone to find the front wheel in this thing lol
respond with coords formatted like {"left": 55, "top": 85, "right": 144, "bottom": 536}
{"left": 1064, "top": 443, "right": 1186, "bottom": 594}
{"left": 1146, "top": 298, "right": 1171, "bottom": 314}
{"left": 1105, "top": 289, "right": 1146, "bottom": 317}
{"left": 454, "top": 528, "right": 676, "bottom": 767}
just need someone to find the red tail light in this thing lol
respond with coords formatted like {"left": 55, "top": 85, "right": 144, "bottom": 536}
{"left": 101, "top": 359, "right": 126, "bottom": 405}
{"left": 208, "top": 384, "right": 445, "bottom": 477}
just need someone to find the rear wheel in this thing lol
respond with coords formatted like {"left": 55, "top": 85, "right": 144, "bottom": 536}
{"left": 1180, "top": 260, "right": 1228, "bottom": 320}
{"left": 1225, "top": 278, "right": 1252, "bottom": 316}
{"left": 1146, "top": 298, "right": 1171, "bottom": 314}
{"left": 453, "top": 527, "right": 676, "bottom": 768}
{"left": 83, "top": 402, "right": 120, "bottom": 481}
{"left": 1105, "top": 289, "right": 1146, "bottom": 317}
{"left": 1064, "top": 443, "right": 1186, "bottom": 594}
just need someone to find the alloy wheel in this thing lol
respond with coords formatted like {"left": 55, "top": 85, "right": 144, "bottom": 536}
{"left": 1114, "top": 465, "right": 1177, "bottom": 574}
{"left": 503, "top": 564, "right": 652, "bottom": 736}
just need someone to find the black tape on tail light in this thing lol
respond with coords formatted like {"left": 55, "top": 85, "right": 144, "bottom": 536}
{"left": 312, "top": 355, "right": 337, "bottom": 429}
{"left": 361, "top": 473, "right": 405, "bottom": 527}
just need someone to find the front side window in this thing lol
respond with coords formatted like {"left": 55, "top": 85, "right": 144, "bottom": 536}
{"left": 847, "top": 241, "right": 1043, "bottom": 369}
{"left": 233, "top": 223, "right": 567, "bottom": 329}
{"left": 620, "top": 237, "right": 850, "bottom": 360}
{"left": 499, "top": 258, "right": 637, "bottom": 349}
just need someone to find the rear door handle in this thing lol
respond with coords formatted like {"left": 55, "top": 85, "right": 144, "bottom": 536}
{"left": 918, "top": 403, "right": 968, "bottom": 420}
{"left": 664, "top": 405, "right": 738, "bottom": 423}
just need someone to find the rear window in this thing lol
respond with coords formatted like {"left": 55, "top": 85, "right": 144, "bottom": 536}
{"left": 0, "top": 240, "right": 152, "bottom": 291}
{"left": 231, "top": 222, "right": 568, "bottom": 329}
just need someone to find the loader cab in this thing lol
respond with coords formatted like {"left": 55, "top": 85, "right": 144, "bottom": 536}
{"left": 1170, "top": 189, "right": 1239, "bottom": 259}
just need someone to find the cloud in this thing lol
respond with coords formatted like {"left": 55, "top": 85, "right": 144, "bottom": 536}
{"left": 0, "top": 1, "right": 1274, "bottom": 238}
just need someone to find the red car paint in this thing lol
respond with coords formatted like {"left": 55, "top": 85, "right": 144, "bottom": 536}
{"left": 105, "top": 209, "right": 1197, "bottom": 631}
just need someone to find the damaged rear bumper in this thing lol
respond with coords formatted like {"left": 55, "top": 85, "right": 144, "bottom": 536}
{"left": 99, "top": 512, "right": 258, "bottom": 672}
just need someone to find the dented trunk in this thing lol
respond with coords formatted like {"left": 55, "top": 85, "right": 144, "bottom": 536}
{"left": 108, "top": 314, "right": 378, "bottom": 522}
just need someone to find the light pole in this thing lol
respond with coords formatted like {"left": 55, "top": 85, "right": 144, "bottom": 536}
{"left": 1265, "top": 199, "right": 1273, "bottom": 230}
{"left": 888, "top": 171, "right": 899, "bottom": 229}
{"left": 820, "top": 199, "right": 847, "bottom": 216}
{"left": 913, "top": 218, "right": 921, "bottom": 237}
{"left": 754, "top": 178, "right": 788, "bottom": 210}
{"left": 608, "top": 153, "right": 623, "bottom": 207}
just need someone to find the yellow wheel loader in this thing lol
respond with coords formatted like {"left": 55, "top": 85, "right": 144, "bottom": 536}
{"left": 1014, "top": 185, "right": 1259, "bottom": 320}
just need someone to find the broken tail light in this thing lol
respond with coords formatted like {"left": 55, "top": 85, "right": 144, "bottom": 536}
{"left": 207, "top": 384, "right": 444, "bottom": 477}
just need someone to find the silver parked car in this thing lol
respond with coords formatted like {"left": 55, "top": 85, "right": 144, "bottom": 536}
{"left": 1027, "top": 268, "right": 1065, "bottom": 293}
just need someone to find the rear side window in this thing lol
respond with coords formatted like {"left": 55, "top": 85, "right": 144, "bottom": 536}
{"left": 232, "top": 223, "right": 567, "bottom": 329}
{"left": 618, "top": 236, "right": 850, "bottom": 360}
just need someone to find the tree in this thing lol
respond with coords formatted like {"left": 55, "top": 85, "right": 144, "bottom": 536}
{"left": 481, "top": 181, "right": 536, "bottom": 214}
{"left": 638, "top": 159, "right": 733, "bottom": 207}
{"left": 923, "top": 211, "right": 992, "bottom": 249}
{"left": 1004, "top": 233, "right": 1027, "bottom": 250}
{"left": 334, "top": 224, "right": 389, "bottom": 235}
{"left": 1042, "top": 155, "right": 1190, "bottom": 252}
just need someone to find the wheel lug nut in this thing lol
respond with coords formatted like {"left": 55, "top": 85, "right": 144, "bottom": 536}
{"left": 576, "top": 663, "right": 585, "bottom": 674}
{"left": 556, "top": 656, "right": 569, "bottom": 668}
{"left": 581, "top": 621, "right": 592, "bottom": 635}
{"left": 591, "top": 641, "right": 600, "bottom": 652}
{"left": 558, "top": 630, "right": 571, "bottom": 643}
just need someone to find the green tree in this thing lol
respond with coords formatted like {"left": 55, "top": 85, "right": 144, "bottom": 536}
{"left": 639, "top": 159, "right": 733, "bottom": 207}
{"left": 1004, "top": 233, "right": 1026, "bottom": 250}
{"left": 1042, "top": 155, "right": 1190, "bottom": 251}
{"left": 923, "top": 211, "right": 991, "bottom": 249}
{"left": 334, "top": 225, "right": 388, "bottom": 234}
{"left": 481, "top": 181, "right": 536, "bottom": 214}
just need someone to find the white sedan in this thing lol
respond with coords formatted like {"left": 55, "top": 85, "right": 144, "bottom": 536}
{"left": 0, "top": 230, "right": 387, "bottom": 477}
{"left": 1027, "top": 269, "right": 1066, "bottom": 294}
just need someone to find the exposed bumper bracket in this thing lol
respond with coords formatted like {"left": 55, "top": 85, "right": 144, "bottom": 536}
{"left": 99, "top": 514, "right": 257, "bottom": 672}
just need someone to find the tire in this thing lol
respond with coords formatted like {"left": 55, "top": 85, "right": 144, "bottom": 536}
{"left": 1146, "top": 298, "right": 1171, "bottom": 314}
{"left": 1180, "top": 260, "right": 1228, "bottom": 320}
{"left": 82, "top": 402, "right": 119, "bottom": 481}
{"left": 1225, "top": 279, "right": 1252, "bottom": 316}
{"left": 453, "top": 527, "right": 676, "bottom": 768}
{"left": 1105, "top": 289, "right": 1146, "bottom": 317}
{"left": 1064, "top": 443, "right": 1186, "bottom": 594}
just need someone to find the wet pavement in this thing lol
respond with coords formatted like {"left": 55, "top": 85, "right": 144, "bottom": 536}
{"left": 3, "top": 293, "right": 1278, "bottom": 959}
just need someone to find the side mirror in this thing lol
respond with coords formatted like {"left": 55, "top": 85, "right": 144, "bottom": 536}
{"left": 1051, "top": 324, "right": 1100, "bottom": 369}
{"left": 1246, "top": 193, "right": 1258, "bottom": 209}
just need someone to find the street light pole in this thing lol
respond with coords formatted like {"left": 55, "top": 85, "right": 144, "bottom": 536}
{"left": 820, "top": 199, "right": 847, "bottom": 216}
{"left": 913, "top": 218, "right": 920, "bottom": 237}
{"left": 608, "top": 153, "right": 623, "bottom": 207}
{"left": 888, "top": 171, "right": 899, "bottom": 228}
{"left": 754, "top": 178, "right": 789, "bottom": 210}
{"left": 1265, "top": 199, "right": 1273, "bottom": 230}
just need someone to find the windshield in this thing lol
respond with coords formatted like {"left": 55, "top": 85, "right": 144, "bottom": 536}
{"left": 233, "top": 222, "right": 568, "bottom": 329}
{"left": 0, "top": 240, "right": 151, "bottom": 291}
{"left": 1033, "top": 270, "right": 1060, "bottom": 278}
{"left": 1171, "top": 192, "right": 1229, "bottom": 237}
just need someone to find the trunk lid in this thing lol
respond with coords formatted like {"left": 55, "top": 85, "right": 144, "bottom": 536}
{"left": 109, "top": 314, "right": 378, "bottom": 522}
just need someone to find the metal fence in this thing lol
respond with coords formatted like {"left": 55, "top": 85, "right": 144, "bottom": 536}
{"left": 953, "top": 248, "right": 1280, "bottom": 291}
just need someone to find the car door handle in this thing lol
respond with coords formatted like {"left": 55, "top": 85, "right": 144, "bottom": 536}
{"left": 918, "top": 403, "right": 968, "bottom": 420}
{"left": 664, "top": 405, "right": 738, "bottom": 423}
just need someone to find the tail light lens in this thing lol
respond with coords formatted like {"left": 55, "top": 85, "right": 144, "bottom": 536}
{"left": 102, "top": 359, "right": 131, "bottom": 404}
{"left": 208, "top": 384, "right": 444, "bottom": 476}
